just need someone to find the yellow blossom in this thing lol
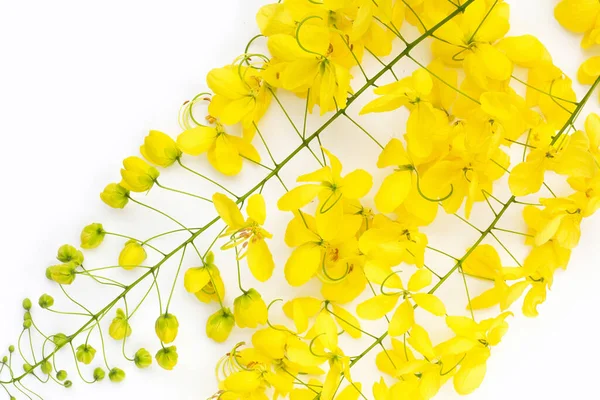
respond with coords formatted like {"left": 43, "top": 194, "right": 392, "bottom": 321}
{"left": 140, "top": 130, "right": 181, "bottom": 167}
{"left": 120, "top": 156, "right": 159, "bottom": 192}
{"left": 233, "top": 289, "right": 268, "bottom": 328}
{"left": 118, "top": 240, "right": 146, "bottom": 270}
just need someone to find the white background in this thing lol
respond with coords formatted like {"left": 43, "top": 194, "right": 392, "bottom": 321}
{"left": 0, "top": 1, "right": 599, "bottom": 399}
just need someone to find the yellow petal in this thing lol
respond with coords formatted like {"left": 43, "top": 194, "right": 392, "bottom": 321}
{"left": 247, "top": 194, "right": 266, "bottom": 225}
{"left": 342, "top": 169, "right": 373, "bottom": 199}
{"left": 284, "top": 244, "right": 322, "bottom": 286}
{"left": 247, "top": 239, "right": 275, "bottom": 282}
{"left": 356, "top": 295, "right": 399, "bottom": 320}
{"left": 332, "top": 305, "right": 362, "bottom": 339}
{"left": 454, "top": 362, "right": 487, "bottom": 395}
{"left": 375, "top": 171, "right": 412, "bottom": 213}
{"left": 407, "top": 324, "right": 435, "bottom": 360}
{"left": 176, "top": 126, "right": 215, "bottom": 155}
{"left": 377, "top": 138, "right": 410, "bottom": 168}
{"left": 212, "top": 193, "right": 245, "bottom": 229}
{"left": 554, "top": 0, "right": 600, "bottom": 33}
{"left": 411, "top": 293, "right": 446, "bottom": 316}
{"left": 407, "top": 269, "right": 432, "bottom": 292}
{"left": 508, "top": 160, "right": 545, "bottom": 197}
{"left": 388, "top": 299, "right": 414, "bottom": 336}
{"left": 462, "top": 245, "right": 502, "bottom": 280}
{"left": 278, "top": 184, "right": 322, "bottom": 211}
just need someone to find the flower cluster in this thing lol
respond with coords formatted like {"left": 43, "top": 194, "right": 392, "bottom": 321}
{"left": 2, "top": 1, "right": 599, "bottom": 400}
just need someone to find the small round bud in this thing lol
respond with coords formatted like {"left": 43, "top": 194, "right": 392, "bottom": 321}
{"left": 64, "top": 380, "right": 72, "bottom": 388}
{"left": 155, "top": 313, "right": 179, "bottom": 344}
{"left": 2, "top": 356, "right": 7, "bottom": 363}
{"left": 41, "top": 360, "right": 53, "bottom": 375}
{"left": 56, "top": 244, "right": 84, "bottom": 265}
{"left": 22, "top": 298, "right": 32, "bottom": 310}
{"left": 108, "top": 309, "right": 131, "bottom": 340}
{"left": 80, "top": 223, "right": 105, "bottom": 249}
{"left": 23, "top": 319, "right": 32, "bottom": 329}
{"left": 23, "top": 312, "right": 31, "bottom": 321}
{"left": 155, "top": 346, "right": 178, "bottom": 371}
{"left": 108, "top": 367, "right": 126, "bottom": 383}
{"left": 8, "top": 346, "right": 14, "bottom": 353}
{"left": 133, "top": 348, "right": 152, "bottom": 369}
{"left": 53, "top": 333, "right": 69, "bottom": 347}
{"left": 75, "top": 344, "right": 96, "bottom": 365}
{"left": 23, "top": 364, "right": 32, "bottom": 373}
{"left": 93, "top": 367, "right": 105, "bottom": 382}
{"left": 56, "top": 370, "right": 68, "bottom": 381}
{"left": 38, "top": 294, "right": 54, "bottom": 309}
{"left": 100, "top": 183, "right": 130, "bottom": 209}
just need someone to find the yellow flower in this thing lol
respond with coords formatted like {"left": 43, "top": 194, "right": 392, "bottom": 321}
{"left": 184, "top": 260, "right": 226, "bottom": 304}
{"left": 555, "top": 0, "right": 600, "bottom": 48}
{"left": 206, "top": 308, "right": 235, "bottom": 343}
{"left": 100, "top": 183, "right": 130, "bottom": 209}
{"left": 80, "top": 223, "right": 105, "bottom": 249}
{"left": 155, "top": 313, "right": 179, "bottom": 344}
{"left": 526, "top": 63, "right": 576, "bottom": 127}
{"left": 119, "top": 156, "right": 159, "bottom": 192}
{"left": 278, "top": 149, "right": 372, "bottom": 240}
{"left": 213, "top": 193, "right": 275, "bottom": 282}
{"left": 233, "top": 288, "right": 268, "bottom": 328}
{"left": 140, "top": 130, "right": 181, "bottom": 167}
{"left": 118, "top": 240, "right": 146, "bottom": 270}
{"left": 75, "top": 344, "right": 96, "bottom": 365}
{"left": 108, "top": 308, "right": 132, "bottom": 340}
{"left": 46, "top": 262, "right": 77, "bottom": 285}
{"left": 155, "top": 346, "right": 178, "bottom": 370}
{"left": 176, "top": 123, "right": 261, "bottom": 176}
{"left": 207, "top": 65, "right": 272, "bottom": 140}
{"left": 134, "top": 348, "right": 152, "bottom": 369}
{"left": 437, "top": 312, "right": 512, "bottom": 395}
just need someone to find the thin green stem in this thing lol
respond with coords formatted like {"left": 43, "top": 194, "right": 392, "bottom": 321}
{"left": 155, "top": 181, "right": 213, "bottom": 203}
{"left": 177, "top": 159, "right": 239, "bottom": 198}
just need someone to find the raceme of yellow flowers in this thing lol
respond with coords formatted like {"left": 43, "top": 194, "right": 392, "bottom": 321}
{"left": 2, "top": 1, "right": 600, "bottom": 400}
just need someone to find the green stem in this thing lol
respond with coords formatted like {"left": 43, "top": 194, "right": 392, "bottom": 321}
{"left": 177, "top": 159, "right": 239, "bottom": 198}
{"left": 155, "top": 181, "right": 213, "bottom": 203}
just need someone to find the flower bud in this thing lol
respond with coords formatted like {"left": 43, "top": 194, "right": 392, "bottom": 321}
{"left": 118, "top": 240, "right": 147, "bottom": 270}
{"left": 93, "top": 367, "right": 105, "bottom": 381}
{"left": 23, "top": 312, "right": 31, "bottom": 321}
{"left": 56, "top": 370, "right": 68, "bottom": 381}
{"left": 23, "top": 319, "right": 32, "bottom": 329}
{"left": 38, "top": 294, "right": 54, "bottom": 309}
{"left": 108, "top": 367, "right": 125, "bottom": 383}
{"left": 108, "top": 309, "right": 132, "bottom": 340}
{"left": 41, "top": 360, "right": 52, "bottom": 375}
{"left": 46, "top": 262, "right": 77, "bottom": 285}
{"left": 233, "top": 288, "right": 268, "bottom": 328}
{"left": 100, "top": 183, "right": 130, "bottom": 209}
{"left": 76, "top": 344, "right": 96, "bottom": 365}
{"left": 134, "top": 348, "right": 152, "bottom": 369}
{"left": 120, "top": 156, "right": 160, "bottom": 192}
{"left": 8, "top": 345, "right": 14, "bottom": 353}
{"left": 155, "top": 346, "right": 178, "bottom": 370}
{"left": 22, "top": 298, "right": 32, "bottom": 310}
{"left": 53, "top": 333, "right": 69, "bottom": 347}
{"left": 205, "top": 251, "right": 215, "bottom": 266}
{"left": 2, "top": 356, "right": 7, "bottom": 363}
{"left": 80, "top": 223, "right": 105, "bottom": 249}
{"left": 23, "top": 364, "right": 32, "bottom": 373}
{"left": 140, "top": 130, "right": 181, "bottom": 167}
{"left": 155, "top": 313, "right": 179, "bottom": 344}
{"left": 56, "top": 244, "right": 84, "bottom": 265}
{"left": 206, "top": 307, "right": 234, "bottom": 343}
{"left": 64, "top": 380, "right": 72, "bottom": 388}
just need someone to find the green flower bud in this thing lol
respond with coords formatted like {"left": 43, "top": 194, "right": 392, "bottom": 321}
{"left": 206, "top": 307, "right": 235, "bottom": 343}
{"left": 75, "top": 344, "right": 96, "bottom": 365}
{"left": 93, "top": 367, "right": 105, "bottom": 381}
{"left": 23, "top": 312, "right": 31, "bottom": 321}
{"left": 133, "top": 348, "right": 152, "bottom": 369}
{"left": 22, "top": 298, "right": 32, "bottom": 310}
{"left": 38, "top": 294, "right": 54, "bottom": 309}
{"left": 46, "top": 262, "right": 77, "bottom": 285}
{"left": 53, "top": 333, "right": 69, "bottom": 347}
{"left": 41, "top": 360, "right": 53, "bottom": 375}
{"left": 80, "top": 223, "right": 105, "bottom": 249}
{"left": 100, "top": 183, "right": 130, "bottom": 209}
{"left": 8, "top": 346, "right": 14, "bottom": 353}
{"left": 108, "top": 367, "right": 125, "bottom": 383}
{"left": 155, "top": 346, "right": 178, "bottom": 371}
{"left": 155, "top": 313, "right": 179, "bottom": 344}
{"left": 57, "top": 244, "right": 84, "bottom": 265}
{"left": 56, "top": 370, "right": 68, "bottom": 381}
{"left": 2, "top": 356, "right": 8, "bottom": 363}
{"left": 23, "top": 319, "right": 32, "bottom": 329}
{"left": 205, "top": 251, "right": 215, "bottom": 266}
{"left": 118, "top": 240, "right": 147, "bottom": 270}
{"left": 108, "top": 309, "right": 132, "bottom": 340}
{"left": 23, "top": 363, "right": 32, "bottom": 373}
{"left": 64, "top": 380, "right": 72, "bottom": 388}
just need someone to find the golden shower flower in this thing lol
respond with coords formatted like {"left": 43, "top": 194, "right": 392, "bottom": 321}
{"left": 555, "top": 0, "right": 600, "bottom": 48}
{"left": 155, "top": 313, "right": 179, "bottom": 344}
{"left": 213, "top": 193, "right": 274, "bottom": 282}
{"left": 155, "top": 346, "right": 178, "bottom": 370}
{"left": 176, "top": 123, "right": 261, "bottom": 176}
{"left": 278, "top": 149, "right": 372, "bottom": 240}
{"left": 80, "top": 222, "right": 105, "bottom": 249}
{"left": 56, "top": 244, "right": 84, "bottom": 265}
{"left": 233, "top": 288, "right": 268, "bottom": 328}
{"left": 46, "top": 262, "right": 77, "bottom": 285}
{"left": 108, "top": 308, "right": 132, "bottom": 340}
{"left": 75, "top": 344, "right": 96, "bottom": 365}
{"left": 183, "top": 254, "right": 226, "bottom": 304}
{"left": 140, "top": 130, "right": 181, "bottom": 167}
{"left": 134, "top": 348, "right": 152, "bottom": 369}
{"left": 118, "top": 240, "right": 147, "bottom": 270}
{"left": 206, "top": 307, "right": 235, "bottom": 343}
{"left": 207, "top": 65, "right": 272, "bottom": 140}
{"left": 100, "top": 183, "right": 130, "bottom": 209}
{"left": 120, "top": 156, "right": 159, "bottom": 192}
